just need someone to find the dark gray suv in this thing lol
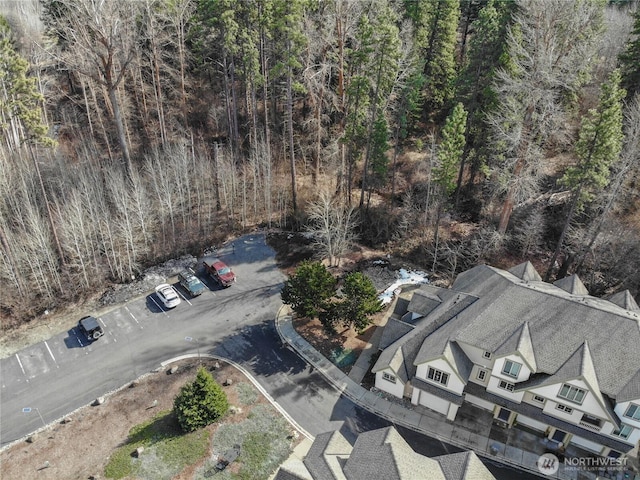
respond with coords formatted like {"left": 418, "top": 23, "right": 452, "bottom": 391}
{"left": 78, "top": 316, "right": 104, "bottom": 342}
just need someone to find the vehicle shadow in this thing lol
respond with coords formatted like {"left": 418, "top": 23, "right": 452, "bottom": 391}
{"left": 146, "top": 294, "right": 165, "bottom": 313}
{"left": 63, "top": 328, "right": 87, "bottom": 349}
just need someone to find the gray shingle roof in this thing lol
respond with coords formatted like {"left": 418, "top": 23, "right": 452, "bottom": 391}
{"left": 493, "top": 322, "right": 537, "bottom": 372}
{"left": 434, "top": 451, "right": 496, "bottom": 480}
{"left": 617, "top": 369, "right": 640, "bottom": 403}
{"left": 303, "top": 431, "right": 351, "bottom": 480}
{"left": 373, "top": 289, "right": 477, "bottom": 383}
{"left": 282, "top": 427, "right": 497, "bottom": 480}
{"left": 407, "top": 286, "right": 445, "bottom": 317}
{"left": 508, "top": 261, "right": 542, "bottom": 282}
{"left": 379, "top": 318, "right": 416, "bottom": 350}
{"left": 343, "top": 426, "right": 442, "bottom": 480}
{"left": 452, "top": 265, "right": 640, "bottom": 400}
{"left": 553, "top": 274, "right": 589, "bottom": 295}
{"left": 607, "top": 290, "right": 640, "bottom": 311}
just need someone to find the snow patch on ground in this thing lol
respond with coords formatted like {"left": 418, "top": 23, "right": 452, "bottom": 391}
{"left": 378, "top": 268, "right": 429, "bottom": 305}
{"left": 100, "top": 255, "right": 198, "bottom": 306}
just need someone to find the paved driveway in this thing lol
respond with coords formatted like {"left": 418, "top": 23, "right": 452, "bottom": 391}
{"left": 0, "top": 235, "right": 284, "bottom": 447}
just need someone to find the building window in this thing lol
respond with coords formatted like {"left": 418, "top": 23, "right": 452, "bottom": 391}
{"left": 624, "top": 404, "right": 640, "bottom": 421}
{"left": 612, "top": 425, "right": 633, "bottom": 439}
{"left": 483, "top": 351, "right": 492, "bottom": 359}
{"left": 556, "top": 404, "right": 573, "bottom": 414}
{"left": 558, "top": 384, "right": 586, "bottom": 404}
{"left": 382, "top": 372, "right": 396, "bottom": 384}
{"left": 427, "top": 367, "right": 449, "bottom": 386}
{"left": 502, "top": 360, "right": 522, "bottom": 378}
{"left": 533, "top": 395, "right": 546, "bottom": 404}
{"left": 498, "top": 380, "right": 515, "bottom": 392}
{"left": 477, "top": 369, "right": 487, "bottom": 381}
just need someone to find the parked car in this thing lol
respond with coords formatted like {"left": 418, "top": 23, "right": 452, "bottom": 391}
{"left": 178, "top": 268, "right": 206, "bottom": 297}
{"left": 155, "top": 284, "right": 181, "bottom": 308}
{"left": 203, "top": 258, "right": 236, "bottom": 287}
{"left": 78, "top": 315, "right": 104, "bottom": 342}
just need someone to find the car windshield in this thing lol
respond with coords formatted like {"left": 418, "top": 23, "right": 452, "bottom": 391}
{"left": 163, "top": 288, "right": 177, "bottom": 299}
{"left": 187, "top": 278, "right": 200, "bottom": 286}
{"left": 217, "top": 267, "right": 231, "bottom": 275}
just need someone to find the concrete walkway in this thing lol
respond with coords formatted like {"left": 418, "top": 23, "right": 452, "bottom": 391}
{"left": 275, "top": 305, "right": 615, "bottom": 480}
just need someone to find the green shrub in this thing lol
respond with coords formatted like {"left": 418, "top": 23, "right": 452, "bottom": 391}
{"left": 173, "top": 367, "right": 229, "bottom": 433}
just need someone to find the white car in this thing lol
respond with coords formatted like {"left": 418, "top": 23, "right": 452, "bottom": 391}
{"left": 155, "top": 284, "right": 181, "bottom": 309}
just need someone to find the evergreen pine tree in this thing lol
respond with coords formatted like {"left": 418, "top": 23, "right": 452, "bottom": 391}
{"left": 173, "top": 367, "right": 229, "bottom": 433}
{"left": 0, "top": 16, "right": 53, "bottom": 149}
{"left": 280, "top": 260, "right": 336, "bottom": 318}
{"left": 434, "top": 103, "right": 468, "bottom": 197}
{"left": 619, "top": 5, "right": 640, "bottom": 99}
{"left": 545, "top": 69, "right": 626, "bottom": 280}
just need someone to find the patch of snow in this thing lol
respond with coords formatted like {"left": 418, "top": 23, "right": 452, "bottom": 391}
{"left": 378, "top": 268, "right": 429, "bottom": 305}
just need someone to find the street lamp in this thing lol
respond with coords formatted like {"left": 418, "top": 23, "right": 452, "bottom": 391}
{"left": 22, "top": 407, "right": 46, "bottom": 428}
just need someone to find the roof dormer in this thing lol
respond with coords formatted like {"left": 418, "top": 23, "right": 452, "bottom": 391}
{"left": 553, "top": 274, "right": 589, "bottom": 295}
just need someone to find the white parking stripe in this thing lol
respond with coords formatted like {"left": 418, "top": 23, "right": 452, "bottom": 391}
{"left": 44, "top": 341, "right": 58, "bottom": 367}
{"left": 176, "top": 288, "right": 192, "bottom": 305}
{"left": 125, "top": 306, "right": 143, "bottom": 327}
{"left": 15, "top": 353, "right": 27, "bottom": 378}
{"left": 150, "top": 296, "right": 168, "bottom": 315}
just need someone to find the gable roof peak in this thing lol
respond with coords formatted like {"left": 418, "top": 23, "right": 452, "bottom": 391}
{"left": 607, "top": 290, "right": 640, "bottom": 311}
{"left": 493, "top": 322, "right": 537, "bottom": 371}
{"left": 508, "top": 261, "right": 542, "bottom": 282}
{"left": 553, "top": 274, "right": 589, "bottom": 295}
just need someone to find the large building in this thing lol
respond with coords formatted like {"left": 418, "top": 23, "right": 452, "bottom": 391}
{"left": 275, "top": 426, "right": 497, "bottom": 480}
{"left": 372, "top": 262, "right": 640, "bottom": 461}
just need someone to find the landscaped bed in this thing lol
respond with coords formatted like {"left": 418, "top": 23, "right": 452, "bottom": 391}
{"left": 0, "top": 359, "right": 302, "bottom": 480}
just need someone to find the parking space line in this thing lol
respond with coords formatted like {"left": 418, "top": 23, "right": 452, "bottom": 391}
{"left": 125, "top": 306, "right": 144, "bottom": 327}
{"left": 149, "top": 296, "right": 168, "bottom": 316}
{"left": 44, "top": 341, "right": 58, "bottom": 367}
{"left": 15, "top": 354, "right": 28, "bottom": 380}
{"left": 176, "top": 289, "right": 192, "bottom": 306}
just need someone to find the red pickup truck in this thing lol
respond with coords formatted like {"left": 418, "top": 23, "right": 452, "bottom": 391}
{"left": 203, "top": 258, "right": 236, "bottom": 287}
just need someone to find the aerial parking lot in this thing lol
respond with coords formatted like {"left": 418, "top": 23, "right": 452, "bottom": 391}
{"left": 1, "top": 235, "right": 286, "bottom": 447}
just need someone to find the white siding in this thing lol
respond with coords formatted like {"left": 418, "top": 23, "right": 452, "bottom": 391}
{"left": 415, "top": 358, "right": 465, "bottom": 395}
{"left": 529, "top": 380, "right": 610, "bottom": 420}
{"left": 614, "top": 400, "right": 640, "bottom": 430}
{"left": 486, "top": 375, "right": 525, "bottom": 402}
{"left": 413, "top": 389, "right": 450, "bottom": 416}
{"left": 465, "top": 394, "right": 495, "bottom": 411}
{"left": 570, "top": 435, "right": 602, "bottom": 453}
{"left": 516, "top": 414, "right": 547, "bottom": 432}
{"left": 543, "top": 400, "right": 582, "bottom": 423}
{"left": 492, "top": 353, "right": 531, "bottom": 383}
{"left": 375, "top": 369, "right": 404, "bottom": 398}
{"left": 457, "top": 342, "right": 494, "bottom": 369}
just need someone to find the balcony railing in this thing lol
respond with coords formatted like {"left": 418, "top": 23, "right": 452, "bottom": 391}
{"left": 579, "top": 420, "right": 602, "bottom": 432}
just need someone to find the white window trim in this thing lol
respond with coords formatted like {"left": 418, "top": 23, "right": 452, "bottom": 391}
{"left": 533, "top": 395, "right": 546, "bottom": 404}
{"left": 477, "top": 369, "right": 487, "bottom": 381}
{"left": 502, "top": 360, "right": 521, "bottom": 378}
{"left": 611, "top": 424, "right": 633, "bottom": 440}
{"left": 556, "top": 404, "right": 573, "bottom": 414}
{"left": 498, "top": 380, "right": 515, "bottom": 392}
{"left": 483, "top": 351, "right": 492, "bottom": 359}
{"left": 558, "top": 384, "right": 586, "bottom": 405}
{"left": 624, "top": 404, "right": 640, "bottom": 421}
{"left": 382, "top": 372, "right": 396, "bottom": 384}
{"left": 427, "top": 367, "right": 449, "bottom": 386}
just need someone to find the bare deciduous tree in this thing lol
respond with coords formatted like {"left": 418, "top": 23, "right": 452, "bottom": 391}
{"left": 306, "top": 190, "right": 358, "bottom": 267}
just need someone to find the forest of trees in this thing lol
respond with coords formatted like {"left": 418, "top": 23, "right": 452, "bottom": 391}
{"left": 1, "top": 0, "right": 639, "bottom": 324}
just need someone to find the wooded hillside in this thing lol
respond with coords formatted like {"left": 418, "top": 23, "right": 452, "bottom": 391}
{"left": 1, "top": 0, "right": 639, "bottom": 325}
